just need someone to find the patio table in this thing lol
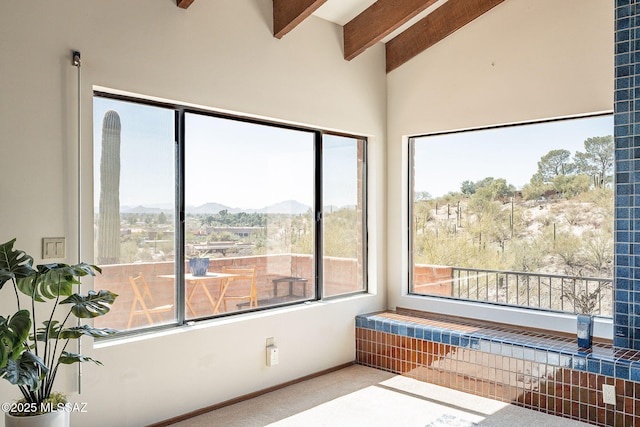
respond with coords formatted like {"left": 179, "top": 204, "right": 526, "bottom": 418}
{"left": 160, "top": 272, "right": 238, "bottom": 316}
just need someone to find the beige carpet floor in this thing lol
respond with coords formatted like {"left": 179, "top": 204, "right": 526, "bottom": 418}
{"left": 167, "top": 364, "right": 592, "bottom": 427}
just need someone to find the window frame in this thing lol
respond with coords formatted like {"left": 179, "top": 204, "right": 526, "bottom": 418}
{"left": 407, "top": 112, "right": 614, "bottom": 317}
{"left": 93, "top": 90, "right": 368, "bottom": 335}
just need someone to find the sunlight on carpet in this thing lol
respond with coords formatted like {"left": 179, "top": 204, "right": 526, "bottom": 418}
{"left": 425, "top": 414, "right": 478, "bottom": 427}
{"left": 262, "top": 373, "right": 521, "bottom": 426}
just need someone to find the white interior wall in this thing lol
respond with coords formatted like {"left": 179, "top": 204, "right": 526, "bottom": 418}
{"left": 386, "top": 0, "right": 614, "bottom": 336}
{"left": 0, "top": 1, "right": 386, "bottom": 426}
{"left": 0, "top": 0, "right": 615, "bottom": 425}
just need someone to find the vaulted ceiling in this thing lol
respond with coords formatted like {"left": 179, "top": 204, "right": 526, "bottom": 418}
{"left": 176, "top": 0, "right": 506, "bottom": 73}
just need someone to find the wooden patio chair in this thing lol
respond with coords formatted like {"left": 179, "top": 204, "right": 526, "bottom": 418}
{"left": 127, "top": 273, "right": 174, "bottom": 328}
{"left": 220, "top": 267, "right": 258, "bottom": 311}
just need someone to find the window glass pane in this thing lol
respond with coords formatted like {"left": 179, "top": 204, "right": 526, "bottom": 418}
{"left": 93, "top": 97, "right": 177, "bottom": 331}
{"left": 184, "top": 113, "right": 315, "bottom": 319}
{"left": 411, "top": 115, "right": 613, "bottom": 316}
{"left": 323, "top": 135, "right": 366, "bottom": 297}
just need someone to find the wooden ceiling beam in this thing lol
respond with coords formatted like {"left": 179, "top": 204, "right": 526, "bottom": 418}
{"left": 386, "top": 0, "right": 505, "bottom": 73}
{"left": 344, "top": 0, "right": 438, "bottom": 61}
{"left": 273, "top": 0, "right": 328, "bottom": 39}
{"left": 176, "top": 0, "right": 195, "bottom": 9}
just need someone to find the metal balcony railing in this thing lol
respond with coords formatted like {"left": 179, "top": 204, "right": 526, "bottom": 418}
{"left": 447, "top": 267, "right": 612, "bottom": 316}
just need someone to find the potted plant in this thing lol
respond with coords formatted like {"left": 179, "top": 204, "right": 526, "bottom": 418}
{"left": 0, "top": 239, "right": 118, "bottom": 426}
{"left": 561, "top": 279, "right": 609, "bottom": 351}
{"left": 188, "top": 249, "right": 210, "bottom": 276}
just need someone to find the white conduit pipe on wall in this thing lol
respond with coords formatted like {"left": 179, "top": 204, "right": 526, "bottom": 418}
{"left": 71, "top": 50, "right": 83, "bottom": 394}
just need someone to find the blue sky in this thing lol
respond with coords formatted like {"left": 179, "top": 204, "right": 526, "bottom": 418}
{"left": 413, "top": 115, "right": 614, "bottom": 198}
{"left": 95, "top": 98, "right": 610, "bottom": 209}
{"left": 93, "top": 98, "right": 359, "bottom": 210}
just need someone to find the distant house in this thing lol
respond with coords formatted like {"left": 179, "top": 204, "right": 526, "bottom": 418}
{"left": 206, "top": 226, "right": 263, "bottom": 238}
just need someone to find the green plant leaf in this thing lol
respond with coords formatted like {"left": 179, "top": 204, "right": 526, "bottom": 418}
{"left": 59, "top": 290, "right": 118, "bottom": 318}
{"left": 58, "top": 351, "right": 103, "bottom": 366}
{"left": 59, "top": 324, "right": 118, "bottom": 339}
{"left": 33, "top": 320, "right": 63, "bottom": 342}
{"left": 0, "top": 351, "right": 47, "bottom": 390}
{"left": 0, "top": 311, "right": 32, "bottom": 368}
{"left": 0, "top": 239, "right": 34, "bottom": 290}
{"left": 8, "top": 310, "right": 31, "bottom": 344}
{"left": 16, "top": 262, "right": 101, "bottom": 302}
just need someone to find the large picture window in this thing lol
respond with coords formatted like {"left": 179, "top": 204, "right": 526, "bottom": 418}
{"left": 93, "top": 93, "right": 367, "bottom": 332}
{"left": 410, "top": 114, "right": 613, "bottom": 316}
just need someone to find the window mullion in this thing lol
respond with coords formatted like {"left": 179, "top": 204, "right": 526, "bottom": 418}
{"left": 176, "top": 108, "right": 186, "bottom": 323}
{"left": 315, "top": 131, "right": 323, "bottom": 300}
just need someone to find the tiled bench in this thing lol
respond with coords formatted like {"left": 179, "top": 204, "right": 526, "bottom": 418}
{"left": 356, "top": 308, "right": 640, "bottom": 426}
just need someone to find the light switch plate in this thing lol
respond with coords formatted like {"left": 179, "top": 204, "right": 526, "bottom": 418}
{"left": 42, "top": 237, "right": 65, "bottom": 259}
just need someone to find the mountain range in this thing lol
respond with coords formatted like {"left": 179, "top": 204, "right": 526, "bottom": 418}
{"left": 121, "top": 200, "right": 311, "bottom": 215}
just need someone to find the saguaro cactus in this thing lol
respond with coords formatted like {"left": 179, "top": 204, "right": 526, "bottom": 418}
{"left": 97, "top": 110, "right": 121, "bottom": 265}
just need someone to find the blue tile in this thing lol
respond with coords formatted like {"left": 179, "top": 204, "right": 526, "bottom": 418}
{"left": 617, "top": 90, "right": 631, "bottom": 102}
{"left": 574, "top": 355, "right": 587, "bottom": 371}
{"left": 460, "top": 336, "right": 469, "bottom": 348}
{"left": 415, "top": 327, "right": 424, "bottom": 340}
{"left": 615, "top": 337, "right": 630, "bottom": 348}
{"left": 617, "top": 254, "right": 630, "bottom": 266}
{"left": 588, "top": 358, "right": 601, "bottom": 374}
{"left": 423, "top": 329, "right": 432, "bottom": 341}
{"left": 616, "top": 310, "right": 630, "bottom": 324}
{"left": 382, "top": 321, "right": 391, "bottom": 333}
{"left": 617, "top": 266, "right": 631, "bottom": 278}
{"left": 630, "top": 364, "right": 640, "bottom": 381}
{"left": 614, "top": 302, "right": 629, "bottom": 316}
{"left": 617, "top": 30, "right": 631, "bottom": 42}
{"left": 619, "top": 180, "right": 632, "bottom": 192}
{"left": 616, "top": 100, "right": 631, "bottom": 113}
{"left": 398, "top": 323, "right": 407, "bottom": 336}
{"left": 450, "top": 333, "right": 460, "bottom": 347}
{"left": 617, "top": 65, "right": 632, "bottom": 78}
{"left": 367, "top": 318, "right": 376, "bottom": 330}
{"left": 432, "top": 330, "right": 441, "bottom": 343}
{"left": 407, "top": 326, "right": 415, "bottom": 338}
{"left": 618, "top": 4, "right": 631, "bottom": 19}
{"left": 616, "top": 362, "right": 630, "bottom": 379}
{"left": 601, "top": 360, "right": 615, "bottom": 377}
{"left": 616, "top": 111, "right": 631, "bottom": 124}
{"left": 617, "top": 243, "right": 630, "bottom": 255}
{"left": 441, "top": 332, "right": 450, "bottom": 345}
{"left": 616, "top": 160, "right": 637, "bottom": 173}
{"left": 618, "top": 17, "right": 631, "bottom": 31}
{"left": 617, "top": 289, "right": 630, "bottom": 302}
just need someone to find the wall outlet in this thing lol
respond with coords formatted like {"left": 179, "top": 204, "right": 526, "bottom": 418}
{"left": 602, "top": 384, "right": 616, "bottom": 405}
{"left": 266, "top": 345, "right": 279, "bottom": 367}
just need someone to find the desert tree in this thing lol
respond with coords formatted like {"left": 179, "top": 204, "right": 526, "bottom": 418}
{"left": 537, "top": 149, "right": 574, "bottom": 182}
{"left": 573, "top": 135, "right": 614, "bottom": 187}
